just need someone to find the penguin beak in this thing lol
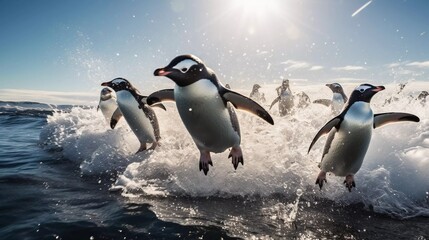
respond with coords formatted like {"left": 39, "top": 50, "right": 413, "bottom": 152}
{"left": 154, "top": 68, "right": 171, "bottom": 76}
{"left": 372, "top": 86, "right": 385, "bottom": 92}
{"left": 101, "top": 82, "right": 110, "bottom": 86}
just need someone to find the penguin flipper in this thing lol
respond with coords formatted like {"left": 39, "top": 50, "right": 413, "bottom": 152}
{"left": 269, "top": 97, "right": 280, "bottom": 110}
{"left": 373, "top": 112, "right": 420, "bottom": 129}
{"left": 110, "top": 108, "right": 123, "bottom": 129}
{"left": 308, "top": 117, "right": 341, "bottom": 153}
{"left": 222, "top": 90, "right": 274, "bottom": 125}
{"left": 137, "top": 95, "right": 167, "bottom": 111}
{"left": 147, "top": 89, "right": 175, "bottom": 106}
{"left": 313, "top": 99, "right": 332, "bottom": 107}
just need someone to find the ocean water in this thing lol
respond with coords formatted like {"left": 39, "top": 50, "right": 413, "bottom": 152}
{"left": 1, "top": 82, "right": 428, "bottom": 239}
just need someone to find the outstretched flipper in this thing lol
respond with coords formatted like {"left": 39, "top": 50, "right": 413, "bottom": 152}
{"left": 199, "top": 150, "right": 213, "bottom": 175}
{"left": 373, "top": 112, "right": 420, "bottom": 129}
{"left": 138, "top": 95, "right": 167, "bottom": 111}
{"left": 147, "top": 89, "right": 175, "bottom": 106}
{"left": 313, "top": 99, "right": 332, "bottom": 107}
{"left": 308, "top": 117, "right": 342, "bottom": 153}
{"left": 269, "top": 96, "right": 280, "bottom": 110}
{"left": 110, "top": 108, "right": 123, "bottom": 129}
{"left": 222, "top": 89, "right": 274, "bottom": 125}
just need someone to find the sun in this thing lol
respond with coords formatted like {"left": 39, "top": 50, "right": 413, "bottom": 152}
{"left": 230, "top": 0, "right": 281, "bottom": 19}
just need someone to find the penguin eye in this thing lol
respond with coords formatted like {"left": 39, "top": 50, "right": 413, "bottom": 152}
{"left": 359, "top": 88, "right": 365, "bottom": 93}
{"left": 180, "top": 67, "right": 188, "bottom": 73}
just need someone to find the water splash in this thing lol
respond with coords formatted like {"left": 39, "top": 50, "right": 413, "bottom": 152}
{"left": 39, "top": 82, "right": 429, "bottom": 220}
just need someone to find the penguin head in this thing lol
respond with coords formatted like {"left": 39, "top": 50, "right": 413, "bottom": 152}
{"left": 326, "top": 83, "right": 343, "bottom": 93}
{"left": 100, "top": 87, "right": 114, "bottom": 101}
{"left": 154, "top": 54, "right": 212, "bottom": 87}
{"left": 101, "top": 78, "right": 140, "bottom": 93}
{"left": 348, "top": 84, "right": 385, "bottom": 103}
{"left": 252, "top": 84, "right": 261, "bottom": 91}
{"left": 282, "top": 79, "right": 289, "bottom": 88}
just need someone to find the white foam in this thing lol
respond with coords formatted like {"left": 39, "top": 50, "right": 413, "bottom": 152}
{"left": 39, "top": 82, "right": 429, "bottom": 218}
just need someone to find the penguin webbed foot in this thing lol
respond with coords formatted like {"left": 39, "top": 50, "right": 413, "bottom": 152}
{"left": 344, "top": 175, "right": 356, "bottom": 192}
{"left": 228, "top": 146, "right": 244, "bottom": 170}
{"left": 135, "top": 143, "right": 147, "bottom": 154}
{"left": 199, "top": 151, "right": 213, "bottom": 176}
{"left": 315, "top": 171, "right": 327, "bottom": 190}
{"left": 148, "top": 142, "right": 159, "bottom": 150}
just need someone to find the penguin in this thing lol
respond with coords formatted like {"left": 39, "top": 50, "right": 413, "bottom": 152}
{"left": 101, "top": 78, "right": 165, "bottom": 153}
{"left": 147, "top": 54, "right": 274, "bottom": 175}
{"left": 249, "top": 84, "right": 264, "bottom": 103}
{"left": 308, "top": 83, "right": 419, "bottom": 192}
{"left": 313, "top": 83, "right": 348, "bottom": 115}
{"left": 269, "top": 79, "right": 294, "bottom": 116}
{"left": 97, "top": 87, "right": 123, "bottom": 129}
{"left": 296, "top": 91, "right": 311, "bottom": 108}
{"left": 416, "top": 91, "right": 428, "bottom": 105}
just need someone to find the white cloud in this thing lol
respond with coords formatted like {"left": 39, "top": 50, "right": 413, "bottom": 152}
{"left": 331, "top": 77, "right": 370, "bottom": 82}
{"left": 406, "top": 61, "right": 429, "bottom": 68}
{"left": 0, "top": 89, "right": 97, "bottom": 105}
{"left": 281, "top": 60, "right": 311, "bottom": 70}
{"left": 332, "top": 65, "right": 366, "bottom": 71}
{"left": 310, "top": 65, "right": 324, "bottom": 71}
{"left": 280, "top": 60, "right": 324, "bottom": 71}
{"left": 385, "top": 62, "right": 404, "bottom": 68}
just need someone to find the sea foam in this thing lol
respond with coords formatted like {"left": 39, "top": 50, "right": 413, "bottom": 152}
{"left": 39, "top": 82, "right": 429, "bottom": 218}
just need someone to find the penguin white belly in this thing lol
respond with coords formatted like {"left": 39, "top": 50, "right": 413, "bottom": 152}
{"left": 321, "top": 102, "right": 373, "bottom": 176}
{"left": 99, "top": 98, "right": 118, "bottom": 124}
{"left": 331, "top": 93, "right": 344, "bottom": 114}
{"left": 116, "top": 91, "right": 156, "bottom": 143}
{"left": 174, "top": 79, "right": 240, "bottom": 153}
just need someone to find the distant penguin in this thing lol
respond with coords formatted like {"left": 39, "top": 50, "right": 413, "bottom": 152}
{"left": 101, "top": 78, "right": 165, "bottom": 153}
{"left": 416, "top": 91, "right": 428, "bottom": 105}
{"left": 308, "top": 83, "right": 419, "bottom": 192}
{"left": 269, "top": 79, "right": 294, "bottom": 116}
{"left": 313, "top": 83, "right": 348, "bottom": 114}
{"left": 249, "top": 84, "right": 265, "bottom": 103}
{"left": 296, "top": 91, "right": 311, "bottom": 108}
{"left": 98, "top": 87, "right": 123, "bottom": 129}
{"left": 147, "top": 54, "right": 274, "bottom": 175}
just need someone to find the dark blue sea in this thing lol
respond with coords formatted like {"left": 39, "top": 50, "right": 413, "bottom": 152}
{"left": 1, "top": 98, "right": 428, "bottom": 240}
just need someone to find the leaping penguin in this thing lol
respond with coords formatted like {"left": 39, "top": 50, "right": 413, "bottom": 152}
{"left": 101, "top": 78, "right": 165, "bottom": 153}
{"left": 308, "top": 83, "right": 419, "bottom": 192}
{"left": 313, "top": 83, "right": 348, "bottom": 115}
{"left": 269, "top": 79, "right": 294, "bottom": 116}
{"left": 98, "top": 87, "right": 123, "bottom": 129}
{"left": 147, "top": 54, "right": 274, "bottom": 175}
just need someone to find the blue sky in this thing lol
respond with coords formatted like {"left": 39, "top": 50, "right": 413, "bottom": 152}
{"left": 1, "top": 0, "right": 428, "bottom": 102}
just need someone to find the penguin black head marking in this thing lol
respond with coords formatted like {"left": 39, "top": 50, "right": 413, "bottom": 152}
{"left": 326, "top": 83, "right": 343, "bottom": 93}
{"left": 100, "top": 87, "right": 113, "bottom": 101}
{"left": 348, "top": 83, "right": 385, "bottom": 103}
{"left": 154, "top": 54, "right": 213, "bottom": 87}
{"left": 101, "top": 78, "right": 140, "bottom": 93}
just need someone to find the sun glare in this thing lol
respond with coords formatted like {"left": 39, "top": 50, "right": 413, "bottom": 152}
{"left": 231, "top": 0, "right": 281, "bottom": 19}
